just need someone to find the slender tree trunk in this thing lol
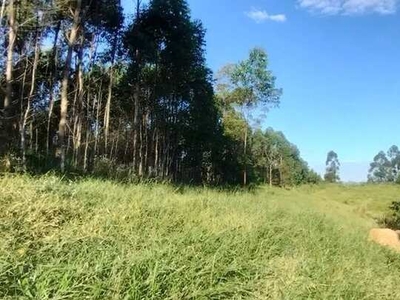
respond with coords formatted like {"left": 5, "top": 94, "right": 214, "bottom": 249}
{"left": 47, "top": 21, "right": 61, "bottom": 156}
{"left": 4, "top": 0, "right": 16, "bottom": 119}
{"left": 29, "top": 121, "right": 33, "bottom": 151}
{"left": 138, "top": 119, "right": 143, "bottom": 177}
{"left": 21, "top": 30, "right": 40, "bottom": 170}
{"left": 243, "top": 127, "right": 247, "bottom": 186}
{"left": 59, "top": 0, "right": 81, "bottom": 172}
{"left": 94, "top": 86, "right": 102, "bottom": 157}
{"left": 83, "top": 127, "right": 89, "bottom": 172}
{"left": 0, "top": 0, "right": 5, "bottom": 24}
{"left": 144, "top": 109, "right": 149, "bottom": 176}
{"left": 133, "top": 86, "right": 139, "bottom": 171}
{"left": 73, "top": 45, "right": 84, "bottom": 168}
{"left": 104, "top": 36, "right": 117, "bottom": 153}
{"left": 104, "top": 66, "right": 113, "bottom": 153}
{"left": 132, "top": 0, "right": 141, "bottom": 174}
{"left": 113, "top": 121, "right": 120, "bottom": 162}
{"left": 154, "top": 128, "right": 158, "bottom": 177}
{"left": 35, "top": 123, "right": 38, "bottom": 153}
{"left": 124, "top": 128, "right": 129, "bottom": 162}
{"left": 47, "top": 93, "right": 55, "bottom": 153}
{"left": 18, "top": 55, "right": 29, "bottom": 166}
{"left": 269, "top": 166, "right": 272, "bottom": 187}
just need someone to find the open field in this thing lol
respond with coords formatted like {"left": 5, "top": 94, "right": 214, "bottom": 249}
{"left": 1, "top": 175, "right": 400, "bottom": 299}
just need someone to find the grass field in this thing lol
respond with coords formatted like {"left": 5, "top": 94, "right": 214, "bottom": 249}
{"left": 1, "top": 175, "right": 400, "bottom": 299}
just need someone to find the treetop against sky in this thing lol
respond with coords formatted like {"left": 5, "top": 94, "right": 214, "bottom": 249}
{"left": 124, "top": 0, "right": 400, "bottom": 182}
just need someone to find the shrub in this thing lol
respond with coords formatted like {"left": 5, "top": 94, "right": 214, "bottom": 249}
{"left": 378, "top": 201, "right": 400, "bottom": 230}
{"left": 0, "top": 152, "right": 23, "bottom": 173}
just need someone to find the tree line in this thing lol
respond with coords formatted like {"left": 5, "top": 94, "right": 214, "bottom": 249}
{"left": 322, "top": 147, "right": 400, "bottom": 184}
{"left": 0, "top": 0, "right": 320, "bottom": 186}
{"left": 368, "top": 145, "right": 400, "bottom": 183}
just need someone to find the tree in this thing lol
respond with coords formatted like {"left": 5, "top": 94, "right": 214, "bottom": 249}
{"left": 217, "top": 48, "right": 282, "bottom": 185}
{"left": 387, "top": 145, "right": 400, "bottom": 181}
{"left": 57, "top": 0, "right": 82, "bottom": 172}
{"left": 324, "top": 151, "right": 340, "bottom": 183}
{"left": 2, "top": 0, "right": 17, "bottom": 148}
{"left": 251, "top": 128, "right": 320, "bottom": 186}
{"left": 368, "top": 145, "right": 400, "bottom": 183}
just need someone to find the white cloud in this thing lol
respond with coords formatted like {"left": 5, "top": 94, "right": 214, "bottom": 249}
{"left": 245, "top": 8, "right": 287, "bottom": 23}
{"left": 298, "top": 0, "right": 399, "bottom": 15}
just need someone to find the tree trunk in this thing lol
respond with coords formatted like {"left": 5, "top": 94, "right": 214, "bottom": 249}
{"left": 104, "top": 36, "right": 117, "bottom": 153}
{"left": 132, "top": 84, "right": 139, "bottom": 171}
{"left": 0, "top": 0, "right": 6, "bottom": 24}
{"left": 21, "top": 29, "right": 40, "bottom": 170}
{"left": 47, "top": 21, "right": 61, "bottom": 156}
{"left": 269, "top": 166, "right": 272, "bottom": 187}
{"left": 4, "top": 0, "right": 16, "bottom": 121}
{"left": 58, "top": 0, "right": 81, "bottom": 172}
{"left": 243, "top": 127, "right": 247, "bottom": 186}
{"left": 94, "top": 86, "right": 102, "bottom": 157}
{"left": 132, "top": 0, "right": 141, "bottom": 174}
{"left": 83, "top": 127, "right": 90, "bottom": 172}
{"left": 72, "top": 45, "right": 84, "bottom": 168}
{"left": 154, "top": 129, "right": 159, "bottom": 177}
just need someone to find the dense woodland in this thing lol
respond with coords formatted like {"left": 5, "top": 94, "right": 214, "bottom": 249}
{"left": 0, "top": 0, "right": 321, "bottom": 185}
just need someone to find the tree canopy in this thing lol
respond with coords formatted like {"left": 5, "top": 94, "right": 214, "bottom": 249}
{"left": 324, "top": 151, "right": 340, "bottom": 183}
{"left": 0, "top": 0, "right": 319, "bottom": 186}
{"left": 368, "top": 145, "right": 400, "bottom": 183}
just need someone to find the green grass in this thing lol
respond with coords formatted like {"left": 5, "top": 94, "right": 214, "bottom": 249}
{"left": 1, "top": 175, "right": 400, "bottom": 299}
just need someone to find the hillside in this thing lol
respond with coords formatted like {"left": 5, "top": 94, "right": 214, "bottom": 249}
{"left": 1, "top": 175, "right": 400, "bottom": 299}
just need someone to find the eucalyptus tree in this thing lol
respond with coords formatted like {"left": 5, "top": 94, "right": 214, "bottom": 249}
{"left": 121, "top": 0, "right": 219, "bottom": 181}
{"left": 217, "top": 48, "right": 281, "bottom": 185}
{"left": 368, "top": 145, "right": 400, "bottom": 183}
{"left": 2, "top": 0, "right": 16, "bottom": 150}
{"left": 251, "top": 128, "right": 317, "bottom": 186}
{"left": 324, "top": 151, "right": 340, "bottom": 183}
{"left": 53, "top": 0, "right": 123, "bottom": 171}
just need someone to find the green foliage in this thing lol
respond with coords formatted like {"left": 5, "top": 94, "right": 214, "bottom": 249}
{"left": 251, "top": 128, "right": 321, "bottom": 186}
{"left": 368, "top": 145, "right": 400, "bottom": 183}
{"left": 324, "top": 150, "right": 340, "bottom": 183}
{"left": 379, "top": 201, "right": 400, "bottom": 230}
{"left": 2, "top": 175, "right": 400, "bottom": 298}
{"left": 217, "top": 48, "right": 281, "bottom": 108}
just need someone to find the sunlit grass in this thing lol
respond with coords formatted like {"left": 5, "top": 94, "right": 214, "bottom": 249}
{"left": 1, "top": 175, "right": 400, "bottom": 299}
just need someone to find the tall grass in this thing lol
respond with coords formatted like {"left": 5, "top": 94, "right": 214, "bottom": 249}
{"left": 1, "top": 175, "right": 400, "bottom": 299}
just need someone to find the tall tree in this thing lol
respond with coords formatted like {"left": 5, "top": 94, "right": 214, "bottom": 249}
{"left": 388, "top": 145, "right": 400, "bottom": 181}
{"left": 368, "top": 145, "right": 400, "bottom": 183}
{"left": 217, "top": 48, "right": 282, "bottom": 185}
{"left": 57, "top": 0, "right": 82, "bottom": 172}
{"left": 2, "top": 0, "right": 17, "bottom": 149}
{"left": 324, "top": 150, "right": 340, "bottom": 183}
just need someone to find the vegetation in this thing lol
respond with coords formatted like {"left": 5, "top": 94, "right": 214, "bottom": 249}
{"left": 324, "top": 151, "right": 340, "bottom": 183}
{"left": 379, "top": 200, "right": 400, "bottom": 230}
{"left": 2, "top": 0, "right": 400, "bottom": 299}
{"left": 368, "top": 145, "right": 400, "bottom": 183}
{"left": 1, "top": 175, "right": 400, "bottom": 299}
{"left": 0, "top": 0, "right": 318, "bottom": 186}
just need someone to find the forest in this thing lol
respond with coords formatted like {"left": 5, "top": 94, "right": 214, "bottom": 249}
{"left": 0, "top": 0, "right": 321, "bottom": 186}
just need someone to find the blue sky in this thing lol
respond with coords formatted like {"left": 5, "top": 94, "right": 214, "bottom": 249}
{"left": 122, "top": 0, "right": 400, "bottom": 182}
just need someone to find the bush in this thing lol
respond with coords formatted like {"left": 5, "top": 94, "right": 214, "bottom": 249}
{"left": 93, "top": 156, "right": 138, "bottom": 183}
{"left": 0, "top": 152, "right": 23, "bottom": 173}
{"left": 378, "top": 201, "right": 400, "bottom": 230}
